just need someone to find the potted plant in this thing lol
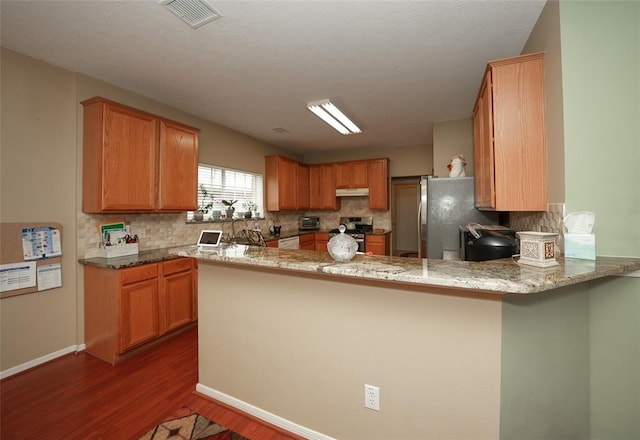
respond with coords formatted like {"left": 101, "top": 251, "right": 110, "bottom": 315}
{"left": 222, "top": 199, "right": 237, "bottom": 219}
{"left": 194, "top": 185, "right": 213, "bottom": 221}
{"left": 242, "top": 201, "right": 258, "bottom": 218}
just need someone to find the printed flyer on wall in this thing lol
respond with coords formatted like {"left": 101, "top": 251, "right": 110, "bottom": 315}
{"left": 22, "top": 226, "right": 62, "bottom": 260}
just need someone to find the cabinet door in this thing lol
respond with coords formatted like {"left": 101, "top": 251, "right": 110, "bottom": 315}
{"left": 491, "top": 55, "right": 546, "bottom": 211}
{"left": 368, "top": 159, "right": 389, "bottom": 210}
{"left": 310, "top": 164, "right": 339, "bottom": 210}
{"left": 83, "top": 100, "right": 158, "bottom": 212}
{"left": 315, "top": 232, "right": 329, "bottom": 252}
{"left": 163, "top": 270, "right": 194, "bottom": 333}
{"left": 158, "top": 120, "right": 199, "bottom": 211}
{"left": 299, "top": 234, "right": 315, "bottom": 250}
{"left": 119, "top": 278, "right": 160, "bottom": 353}
{"left": 161, "top": 259, "right": 195, "bottom": 333}
{"left": 296, "top": 163, "right": 310, "bottom": 210}
{"left": 335, "top": 162, "right": 351, "bottom": 188}
{"left": 351, "top": 161, "right": 369, "bottom": 188}
{"left": 321, "top": 164, "right": 339, "bottom": 209}
{"left": 473, "top": 53, "right": 546, "bottom": 211}
{"left": 336, "top": 161, "right": 369, "bottom": 188}
{"left": 365, "top": 235, "right": 388, "bottom": 256}
{"left": 265, "top": 155, "right": 297, "bottom": 211}
{"left": 473, "top": 72, "right": 495, "bottom": 209}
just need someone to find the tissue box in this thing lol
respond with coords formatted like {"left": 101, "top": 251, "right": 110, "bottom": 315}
{"left": 564, "top": 233, "right": 595, "bottom": 260}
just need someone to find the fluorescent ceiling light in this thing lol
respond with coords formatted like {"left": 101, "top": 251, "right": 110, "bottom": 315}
{"left": 307, "top": 100, "right": 361, "bottom": 135}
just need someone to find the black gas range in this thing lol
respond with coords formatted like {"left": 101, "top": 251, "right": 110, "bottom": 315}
{"left": 329, "top": 217, "right": 373, "bottom": 253}
{"left": 328, "top": 216, "right": 374, "bottom": 235}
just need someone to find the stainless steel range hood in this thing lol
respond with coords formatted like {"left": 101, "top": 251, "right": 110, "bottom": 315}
{"left": 336, "top": 188, "right": 370, "bottom": 197}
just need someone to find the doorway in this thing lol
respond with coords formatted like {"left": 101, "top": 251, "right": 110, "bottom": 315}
{"left": 391, "top": 177, "right": 420, "bottom": 257}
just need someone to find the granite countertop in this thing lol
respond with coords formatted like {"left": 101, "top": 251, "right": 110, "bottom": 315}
{"left": 168, "top": 244, "right": 640, "bottom": 295}
{"left": 78, "top": 247, "right": 185, "bottom": 269}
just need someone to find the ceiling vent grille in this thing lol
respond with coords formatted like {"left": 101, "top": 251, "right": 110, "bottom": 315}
{"left": 162, "top": 0, "right": 223, "bottom": 29}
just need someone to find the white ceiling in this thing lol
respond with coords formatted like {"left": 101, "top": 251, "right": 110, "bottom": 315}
{"left": 0, "top": 0, "right": 546, "bottom": 154}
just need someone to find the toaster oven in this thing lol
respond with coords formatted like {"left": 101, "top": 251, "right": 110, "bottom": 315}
{"left": 298, "top": 216, "right": 320, "bottom": 231}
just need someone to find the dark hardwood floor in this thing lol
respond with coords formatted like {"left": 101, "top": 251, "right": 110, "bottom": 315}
{"left": 0, "top": 327, "right": 304, "bottom": 440}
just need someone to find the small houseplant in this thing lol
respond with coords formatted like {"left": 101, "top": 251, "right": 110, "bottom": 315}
{"left": 194, "top": 185, "right": 213, "bottom": 221}
{"left": 222, "top": 199, "right": 238, "bottom": 218}
{"left": 242, "top": 201, "right": 258, "bottom": 218}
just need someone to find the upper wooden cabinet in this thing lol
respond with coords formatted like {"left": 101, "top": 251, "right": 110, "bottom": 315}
{"left": 472, "top": 52, "right": 547, "bottom": 211}
{"left": 309, "top": 163, "right": 341, "bottom": 210}
{"left": 265, "top": 155, "right": 309, "bottom": 211}
{"left": 368, "top": 158, "right": 389, "bottom": 210}
{"left": 265, "top": 156, "right": 389, "bottom": 211}
{"left": 296, "top": 163, "right": 310, "bottom": 210}
{"left": 157, "top": 120, "right": 199, "bottom": 211}
{"left": 335, "top": 160, "right": 369, "bottom": 189}
{"left": 81, "top": 97, "right": 199, "bottom": 213}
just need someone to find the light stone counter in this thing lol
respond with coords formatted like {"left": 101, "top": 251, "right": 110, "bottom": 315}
{"left": 169, "top": 244, "right": 640, "bottom": 294}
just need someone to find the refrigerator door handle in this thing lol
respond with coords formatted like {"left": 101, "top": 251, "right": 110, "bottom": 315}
{"left": 417, "top": 198, "right": 422, "bottom": 258}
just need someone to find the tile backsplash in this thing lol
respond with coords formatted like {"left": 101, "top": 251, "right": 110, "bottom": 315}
{"left": 78, "top": 197, "right": 392, "bottom": 258}
{"left": 508, "top": 203, "right": 565, "bottom": 253}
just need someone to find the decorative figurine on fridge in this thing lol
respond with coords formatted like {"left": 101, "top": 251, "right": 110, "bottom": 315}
{"left": 447, "top": 154, "right": 467, "bottom": 177}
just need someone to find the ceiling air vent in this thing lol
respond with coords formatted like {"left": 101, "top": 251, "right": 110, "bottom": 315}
{"left": 161, "top": 0, "right": 223, "bottom": 29}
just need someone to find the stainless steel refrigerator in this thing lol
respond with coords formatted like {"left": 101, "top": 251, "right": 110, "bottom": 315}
{"left": 419, "top": 176, "right": 499, "bottom": 259}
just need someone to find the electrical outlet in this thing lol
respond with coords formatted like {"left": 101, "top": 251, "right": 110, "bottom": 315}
{"left": 364, "top": 384, "right": 380, "bottom": 411}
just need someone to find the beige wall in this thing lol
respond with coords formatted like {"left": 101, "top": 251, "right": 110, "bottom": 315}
{"left": 1, "top": 48, "right": 79, "bottom": 372}
{"left": 433, "top": 118, "right": 474, "bottom": 178}
{"left": 198, "top": 263, "right": 502, "bottom": 439}
{"left": 0, "top": 48, "right": 296, "bottom": 373}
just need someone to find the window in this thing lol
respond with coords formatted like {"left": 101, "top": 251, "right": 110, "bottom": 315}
{"left": 190, "top": 164, "right": 264, "bottom": 220}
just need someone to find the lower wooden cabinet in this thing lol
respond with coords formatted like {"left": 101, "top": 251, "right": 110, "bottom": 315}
{"left": 315, "top": 232, "right": 329, "bottom": 252}
{"left": 120, "top": 274, "right": 160, "bottom": 352}
{"left": 162, "top": 258, "right": 197, "bottom": 333}
{"left": 365, "top": 234, "right": 390, "bottom": 256}
{"left": 84, "top": 258, "right": 197, "bottom": 364}
{"left": 299, "top": 233, "right": 315, "bottom": 250}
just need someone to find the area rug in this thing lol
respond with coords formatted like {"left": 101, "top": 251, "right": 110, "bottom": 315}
{"left": 140, "top": 406, "right": 249, "bottom": 440}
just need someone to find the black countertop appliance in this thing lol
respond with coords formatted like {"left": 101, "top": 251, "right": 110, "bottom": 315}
{"left": 459, "top": 224, "right": 518, "bottom": 261}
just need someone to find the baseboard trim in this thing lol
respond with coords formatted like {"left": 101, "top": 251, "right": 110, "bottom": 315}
{"left": 195, "top": 383, "right": 335, "bottom": 440}
{"left": 0, "top": 344, "right": 85, "bottom": 380}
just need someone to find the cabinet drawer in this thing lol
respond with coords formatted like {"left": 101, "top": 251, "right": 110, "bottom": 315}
{"left": 121, "top": 263, "right": 158, "bottom": 285}
{"left": 163, "top": 258, "right": 192, "bottom": 276}
{"left": 366, "top": 235, "right": 385, "bottom": 244}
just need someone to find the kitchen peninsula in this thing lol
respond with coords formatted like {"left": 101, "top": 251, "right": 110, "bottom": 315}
{"left": 170, "top": 245, "right": 639, "bottom": 439}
